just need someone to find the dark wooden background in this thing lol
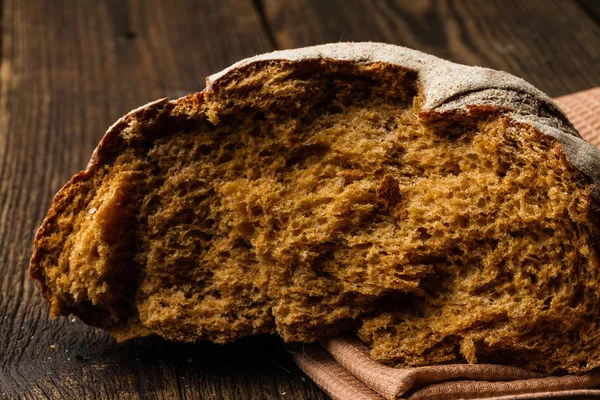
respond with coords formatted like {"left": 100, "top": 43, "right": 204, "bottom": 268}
{"left": 1, "top": 1, "right": 599, "bottom": 399}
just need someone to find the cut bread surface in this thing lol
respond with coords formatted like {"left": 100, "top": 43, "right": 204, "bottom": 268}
{"left": 31, "top": 44, "right": 600, "bottom": 374}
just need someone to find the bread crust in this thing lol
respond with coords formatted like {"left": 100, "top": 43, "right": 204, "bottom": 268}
{"left": 30, "top": 98, "right": 172, "bottom": 308}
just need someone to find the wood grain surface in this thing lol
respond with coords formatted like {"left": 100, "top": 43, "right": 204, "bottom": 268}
{"left": 0, "top": 1, "right": 599, "bottom": 399}
{"left": 262, "top": 0, "right": 600, "bottom": 97}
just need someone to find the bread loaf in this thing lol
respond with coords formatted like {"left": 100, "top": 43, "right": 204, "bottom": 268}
{"left": 30, "top": 43, "right": 600, "bottom": 374}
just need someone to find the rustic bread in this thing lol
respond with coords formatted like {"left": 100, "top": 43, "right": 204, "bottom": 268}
{"left": 30, "top": 43, "right": 600, "bottom": 374}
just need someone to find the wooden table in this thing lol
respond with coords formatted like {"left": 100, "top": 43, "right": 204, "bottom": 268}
{"left": 1, "top": 1, "right": 599, "bottom": 398}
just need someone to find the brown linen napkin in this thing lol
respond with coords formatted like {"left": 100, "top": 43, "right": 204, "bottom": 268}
{"left": 555, "top": 87, "right": 600, "bottom": 147}
{"left": 290, "top": 87, "right": 600, "bottom": 400}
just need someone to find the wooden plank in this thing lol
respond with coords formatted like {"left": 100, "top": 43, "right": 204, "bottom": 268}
{"left": 261, "top": 0, "right": 600, "bottom": 97}
{"left": 0, "top": 0, "right": 327, "bottom": 398}
{"left": 578, "top": 0, "right": 600, "bottom": 23}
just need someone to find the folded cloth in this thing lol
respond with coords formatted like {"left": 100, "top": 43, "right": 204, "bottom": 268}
{"left": 289, "top": 87, "right": 600, "bottom": 400}
{"left": 556, "top": 87, "right": 600, "bottom": 147}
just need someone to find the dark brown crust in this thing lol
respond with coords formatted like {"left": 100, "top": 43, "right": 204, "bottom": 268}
{"left": 29, "top": 98, "right": 172, "bottom": 309}
{"left": 206, "top": 58, "right": 417, "bottom": 96}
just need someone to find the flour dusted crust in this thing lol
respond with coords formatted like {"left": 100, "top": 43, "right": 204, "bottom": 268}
{"left": 30, "top": 43, "right": 600, "bottom": 374}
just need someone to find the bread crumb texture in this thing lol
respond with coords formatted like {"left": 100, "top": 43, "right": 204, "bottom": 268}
{"left": 31, "top": 60, "right": 600, "bottom": 374}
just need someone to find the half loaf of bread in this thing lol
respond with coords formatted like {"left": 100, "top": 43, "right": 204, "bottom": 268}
{"left": 30, "top": 43, "right": 600, "bottom": 374}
